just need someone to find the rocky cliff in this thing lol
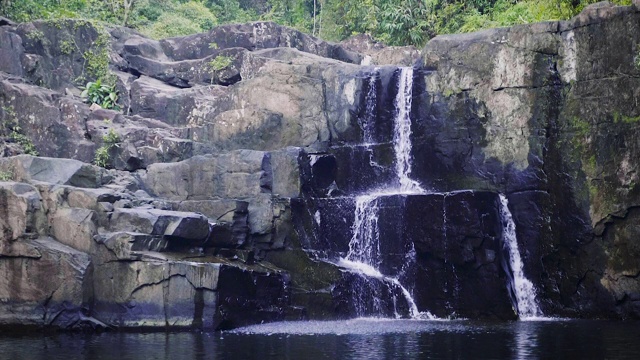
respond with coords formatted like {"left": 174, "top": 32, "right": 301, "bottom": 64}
{"left": 0, "top": 1, "right": 639, "bottom": 330}
{"left": 416, "top": 1, "right": 640, "bottom": 318}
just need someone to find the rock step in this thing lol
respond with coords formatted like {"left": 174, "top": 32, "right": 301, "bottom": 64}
{"left": 94, "top": 232, "right": 168, "bottom": 261}
{"left": 108, "top": 208, "right": 210, "bottom": 241}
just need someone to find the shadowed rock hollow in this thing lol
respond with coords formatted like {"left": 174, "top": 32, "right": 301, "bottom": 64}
{"left": 0, "top": 1, "right": 639, "bottom": 330}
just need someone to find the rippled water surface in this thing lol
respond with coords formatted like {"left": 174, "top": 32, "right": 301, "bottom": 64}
{"left": 1, "top": 319, "right": 640, "bottom": 359}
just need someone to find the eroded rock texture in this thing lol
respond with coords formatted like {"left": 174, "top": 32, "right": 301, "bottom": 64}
{"left": 1, "top": 2, "right": 640, "bottom": 330}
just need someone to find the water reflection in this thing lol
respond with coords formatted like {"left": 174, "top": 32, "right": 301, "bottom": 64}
{"left": 514, "top": 321, "right": 541, "bottom": 359}
{"left": 1, "top": 320, "right": 639, "bottom": 359}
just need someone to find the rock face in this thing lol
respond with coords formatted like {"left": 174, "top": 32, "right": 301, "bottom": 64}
{"left": 414, "top": 2, "right": 640, "bottom": 318}
{"left": 1, "top": 3, "right": 640, "bottom": 330}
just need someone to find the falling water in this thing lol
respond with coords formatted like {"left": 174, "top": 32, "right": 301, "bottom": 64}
{"left": 393, "top": 67, "right": 424, "bottom": 194}
{"left": 499, "top": 194, "right": 542, "bottom": 319}
{"left": 337, "top": 67, "right": 434, "bottom": 319}
{"left": 361, "top": 71, "right": 378, "bottom": 144}
{"left": 345, "top": 195, "right": 381, "bottom": 267}
{"left": 338, "top": 193, "right": 433, "bottom": 319}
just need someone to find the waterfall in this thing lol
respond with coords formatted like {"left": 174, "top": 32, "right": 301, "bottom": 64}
{"left": 337, "top": 67, "right": 434, "bottom": 319}
{"left": 393, "top": 68, "right": 424, "bottom": 194}
{"left": 345, "top": 195, "right": 381, "bottom": 267}
{"left": 338, "top": 194, "right": 433, "bottom": 319}
{"left": 499, "top": 194, "right": 542, "bottom": 319}
{"left": 361, "top": 71, "right": 378, "bottom": 144}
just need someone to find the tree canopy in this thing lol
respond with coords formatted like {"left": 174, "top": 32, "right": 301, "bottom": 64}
{"left": 0, "top": 0, "right": 634, "bottom": 46}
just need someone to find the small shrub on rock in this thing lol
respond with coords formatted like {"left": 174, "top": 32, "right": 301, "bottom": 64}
{"left": 94, "top": 128, "right": 121, "bottom": 168}
{"left": 81, "top": 79, "right": 120, "bottom": 110}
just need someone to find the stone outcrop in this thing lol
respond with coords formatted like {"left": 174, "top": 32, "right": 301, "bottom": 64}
{"left": 0, "top": 155, "right": 294, "bottom": 330}
{"left": 416, "top": 1, "right": 640, "bottom": 318}
{"left": 1, "top": 2, "right": 640, "bottom": 330}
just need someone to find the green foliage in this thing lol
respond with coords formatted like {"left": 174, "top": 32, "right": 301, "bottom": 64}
{"left": 613, "top": 112, "right": 640, "bottom": 124}
{"left": 80, "top": 79, "right": 120, "bottom": 110}
{"left": 59, "top": 39, "right": 76, "bottom": 55}
{"left": 209, "top": 55, "right": 233, "bottom": 71}
{"left": 82, "top": 29, "right": 111, "bottom": 80}
{"left": 441, "top": 0, "right": 633, "bottom": 35}
{"left": 263, "top": 0, "right": 315, "bottom": 33}
{"left": 83, "top": 0, "right": 138, "bottom": 26}
{"left": 174, "top": 1, "right": 217, "bottom": 29}
{"left": 0, "top": 170, "right": 12, "bottom": 182}
{"left": 0, "top": 0, "right": 85, "bottom": 22}
{"left": 25, "top": 29, "right": 49, "bottom": 44}
{"left": 142, "top": 13, "right": 203, "bottom": 38}
{"left": 94, "top": 128, "right": 121, "bottom": 168}
{"left": 1, "top": 105, "right": 39, "bottom": 156}
{"left": 134, "top": 0, "right": 169, "bottom": 23}
{"left": 93, "top": 146, "right": 111, "bottom": 168}
{"left": 103, "top": 128, "right": 121, "bottom": 145}
{"left": 140, "top": 1, "right": 217, "bottom": 39}
{"left": 569, "top": 116, "right": 590, "bottom": 137}
{"left": 10, "top": 128, "right": 39, "bottom": 156}
{"left": 378, "top": 0, "right": 432, "bottom": 46}
{"left": 208, "top": 55, "right": 234, "bottom": 83}
{"left": 1, "top": 0, "right": 636, "bottom": 47}
{"left": 208, "top": 0, "right": 257, "bottom": 24}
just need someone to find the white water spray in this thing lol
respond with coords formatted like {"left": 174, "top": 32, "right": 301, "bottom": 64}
{"left": 345, "top": 195, "right": 381, "bottom": 267}
{"left": 499, "top": 194, "right": 542, "bottom": 319}
{"left": 393, "top": 68, "right": 424, "bottom": 194}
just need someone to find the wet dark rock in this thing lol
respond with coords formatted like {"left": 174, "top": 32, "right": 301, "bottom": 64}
{"left": 204, "top": 223, "right": 236, "bottom": 248}
{"left": 332, "top": 270, "right": 411, "bottom": 318}
{"left": 294, "top": 191, "right": 515, "bottom": 319}
{"left": 409, "top": 191, "right": 515, "bottom": 320}
{"left": 214, "top": 264, "right": 289, "bottom": 330}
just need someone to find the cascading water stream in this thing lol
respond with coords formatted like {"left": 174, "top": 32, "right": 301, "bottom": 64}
{"left": 338, "top": 67, "right": 434, "bottom": 319}
{"left": 393, "top": 68, "right": 424, "bottom": 194}
{"left": 345, "top": 195, "right": 381, "bottom": 267}
{"left": 499, "top": 194, "right": 543, "bottom": 319}
{"left": 337, "top": 194, "right": 429, "bottom": 319}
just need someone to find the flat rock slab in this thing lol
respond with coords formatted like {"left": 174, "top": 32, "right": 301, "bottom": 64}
{"left": 1, "top": 155, "right": 102, "bottom": 188}
{"left": 109, "top": 208, "right": 210, "bottom": 241}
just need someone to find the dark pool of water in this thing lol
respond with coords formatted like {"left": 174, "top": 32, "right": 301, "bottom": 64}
{"left": 1, "top": 319, "right": 639, "bottom": 359}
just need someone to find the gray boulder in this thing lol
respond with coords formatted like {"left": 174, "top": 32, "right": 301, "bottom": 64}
{"left": 0, "top": 237, "right": 98, "bottom": 329}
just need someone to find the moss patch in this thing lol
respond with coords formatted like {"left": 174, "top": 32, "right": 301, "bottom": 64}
{"left": 613, "top": 112, "right": 640, "bottom": 124}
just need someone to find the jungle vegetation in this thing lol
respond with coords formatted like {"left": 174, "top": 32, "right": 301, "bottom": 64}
{"left": 0, "top": 0, "right": 633, "bottom": 46}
